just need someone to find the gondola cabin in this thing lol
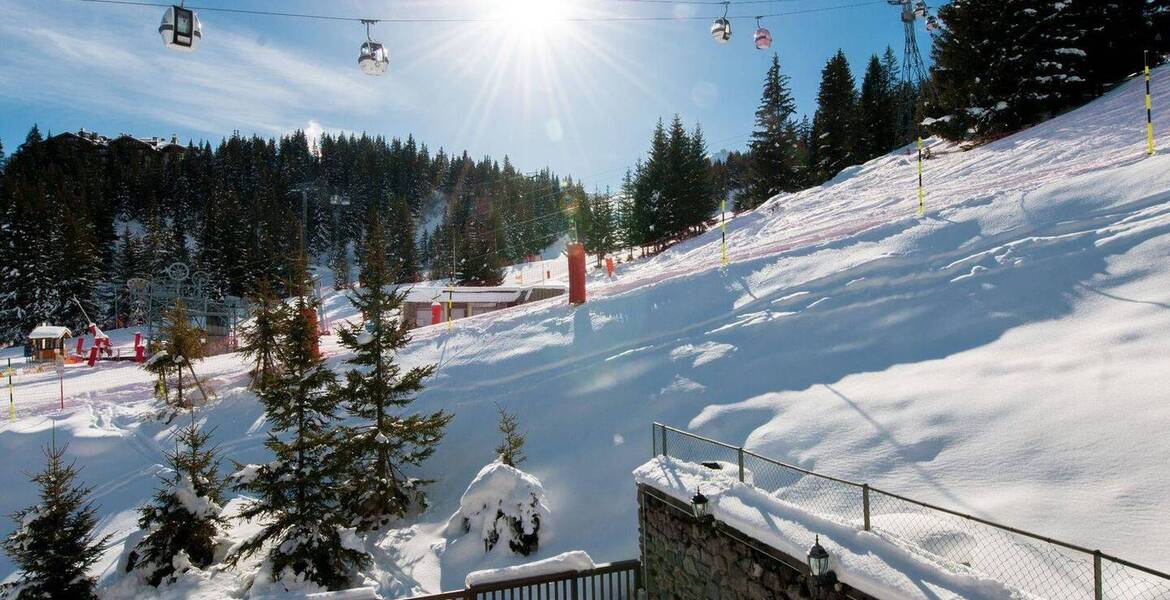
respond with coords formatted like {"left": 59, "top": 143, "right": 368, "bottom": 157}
{"left": 27, "top": 324, "right": 72, "bottom": 361}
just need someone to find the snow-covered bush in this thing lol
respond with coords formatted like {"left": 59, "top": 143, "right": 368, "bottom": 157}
{"left": 446, "top": 461, "right": 550, "bottom": 556}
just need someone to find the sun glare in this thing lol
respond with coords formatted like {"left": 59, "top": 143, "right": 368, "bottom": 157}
{"left": 497, "top": 0, "right": 569, "bottom": 31}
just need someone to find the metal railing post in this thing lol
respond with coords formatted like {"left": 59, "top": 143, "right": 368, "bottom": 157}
{"left": 651, "top": 423, "right": 657, "bottom": 457}
{"left": 660, "top": 424, "right": 668, "bottom": 458}
{"left": 571, "top": 573, "right": 580, "bottom": 600}
{"left": 737, "top": 447, "right": 745, "bottom": 483}
{"left": 862, "top": 484, "right": 871, "bottom": 532}
{"left": 1094, "top": 551, "right": 1103, "bottom": 600}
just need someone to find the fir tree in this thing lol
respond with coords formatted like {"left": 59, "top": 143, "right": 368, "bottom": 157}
{"left": 3, "top": 437, "right": 111, "bottom": 600}
{"left": 143, "top": 300, "right": 208, "bottom": 408}
{"left": 811, "top": 50, "right": 858, "bottom": 182}
{"left": 239, "top": 279, "right": 286, "bottom": 392}
{"left": 127, "top": 413, "right": 227, "bottom": 586}
{"left": 230, "top": 292, "right": 367, "bottom": 589}
{"left": 685, "top": 124, "right": 715, "bottom": 230}
{"left": 456, "top": 209, "right": 504, "bottom": 286}
{"left": 746, "top": 53, "right": 800, "bottom": 208}
{"left": 858, "top": 53, "right": 897, "bottom": 160}
{"left": 329, "top": 240, "right": 350, "bottom": 291}
{"left": 494, "top": 404, "right": 526, "bottom": 467}
{"left": 336, "top": 215, "right": 449, "bottom": 531}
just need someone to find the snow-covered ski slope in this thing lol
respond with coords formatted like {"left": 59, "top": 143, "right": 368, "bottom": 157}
{"left": 5, "top": 66, "right": 1170, "bottom": 596}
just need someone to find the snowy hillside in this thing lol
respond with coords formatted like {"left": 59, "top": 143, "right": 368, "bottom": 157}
{"left": 5, "top": 66, "right": 1170, "bottom": 597}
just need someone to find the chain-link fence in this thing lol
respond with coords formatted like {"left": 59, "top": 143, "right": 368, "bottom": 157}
{"left": 651, "top": 423, "right": 1170, "bottom": 600}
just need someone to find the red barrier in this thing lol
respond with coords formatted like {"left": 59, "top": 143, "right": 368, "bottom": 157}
{"left": 134, "top": 332, "right": 142, "bottom": 348}
{"left": 567, "top": 243, "right": 586, "bottom": 305}
{"left": 605, "top": 257, "right": 615, "bottom": 279}
{"left": 302, "top": 307, "right": 321, "bottom": 358}
{"left": 431, "top": 302, "right": 442, "bottom": 325}
{"left": 75, "top": 337, "right": 84, "bottom": 356}
{"left": 135, "top": 346, "right": 145, "bottom": 363}
{"left": 87, "top": 347, "right": 98, "bottom": 367}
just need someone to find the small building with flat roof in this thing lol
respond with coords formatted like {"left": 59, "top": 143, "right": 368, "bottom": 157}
{"left": 400, "top": 285, "right": 566, "bottom": 328}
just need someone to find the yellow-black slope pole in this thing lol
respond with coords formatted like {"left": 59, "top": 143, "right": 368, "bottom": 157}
{"left": 917, "top": 137, "right": 925, "bottom": 217}
{"left": 1147, "top": 51, "right": 1156, "bottom": 156}
{"left": 720, "top": 199, "right": 729, "bottom": 266}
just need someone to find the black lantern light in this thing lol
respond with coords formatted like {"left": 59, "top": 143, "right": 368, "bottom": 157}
{"left": 807, "top": 535, "right": 831, "bottom": 583}
{"left": 691, "top": 488, "right": 710, "bottom": 520}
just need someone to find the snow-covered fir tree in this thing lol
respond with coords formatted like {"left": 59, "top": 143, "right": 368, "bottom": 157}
{"left": 336, "top": 215, "right": 450, "bottom": 531}
{"left": 230, "top": 288, "right": 367, "bottom": 590}
{"left": 746, "top": 53, "right": 800, "bottom": 208}
{"left": 2, "top": 437, "right": 111, "bottom": 600}
{"left": 126, "top": 413, "right": 227, "bottom": 586}
{"left": 447, "top": 460, "right": 550, "bottom": 557}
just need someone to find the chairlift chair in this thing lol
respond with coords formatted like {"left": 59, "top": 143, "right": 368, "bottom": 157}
{"left": 753, "top": 17, "right": 772, "bottom": 50}
{"left": 711, "top": 18, "right": 732, "bottom": 43}
{"left": 159, "top": 5, "right": 201, "bottom": 51}
{"left": 710, "top": 2, "right": 731, "bottom": 44}
{"left": 358, "top": 20, "right": 389, "bottom": 75}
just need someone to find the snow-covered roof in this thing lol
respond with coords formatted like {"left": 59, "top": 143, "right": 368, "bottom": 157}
{"left": 28, "top": 325, "right": 71, "bottom": 339}
{"left": 401, "top": 286, "right": 526, "bottom": 305}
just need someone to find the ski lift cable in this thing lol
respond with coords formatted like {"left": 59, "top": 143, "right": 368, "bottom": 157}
{"left": 67, "top": 0, "right": 890, "bottom": 23}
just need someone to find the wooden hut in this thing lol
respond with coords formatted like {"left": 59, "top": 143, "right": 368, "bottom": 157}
{"left": 27, "top": 324, "right": 72, "bottom": 361}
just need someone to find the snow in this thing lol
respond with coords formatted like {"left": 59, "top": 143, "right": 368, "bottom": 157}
{"left": 172, "top": 474, "right": 222, "bottom": 519}
{"left": 464, "top": 550, "right": 593, "bottom": 587}
{"left": 636, "top": 457, "right": 1018, "bottom": 599}
{"left": 3, "top": 65, "right": 1170, "bottom": 598}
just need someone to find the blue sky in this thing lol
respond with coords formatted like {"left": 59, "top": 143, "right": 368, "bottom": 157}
{"left": 0, "top": 0, "right": 929, "bottom": 191}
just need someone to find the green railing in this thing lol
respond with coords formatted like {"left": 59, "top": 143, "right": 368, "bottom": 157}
{"left": 653, "top": 422, "right": 1170, "bottom": 600}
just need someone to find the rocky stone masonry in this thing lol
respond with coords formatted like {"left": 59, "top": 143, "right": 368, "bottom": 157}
{"left": 637, "top": 485, "right": 877, "bottom": 600}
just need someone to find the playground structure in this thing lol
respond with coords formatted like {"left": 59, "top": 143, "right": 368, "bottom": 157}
{"left": 125, "top": 262, "right": 249, "bottom": 354}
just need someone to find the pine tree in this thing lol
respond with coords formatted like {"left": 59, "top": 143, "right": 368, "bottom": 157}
{"left": 335, "top": 215, "right": 449, "bottom": 531}
{"left": 494, "top": 404, "right": 526, "bottom": 467}
{"left": 930, "top": 0, "right": 1090, "bottom": 140}
{"left": 456, "top": 208, "right": 504, "bottom": 286}
{"left": 127, "top": 413, "right": 227, "bottom": 586}
{"left": 811, "top": 50, "right": 858, "bottom": 182}
{"left": 230, "top": 292, "right": 367, "bottom": 589}
{"left": 634, "top": 121, "right": 669, "bottom": 247}
{"left": 142, "top": 301, "right": 207, "bottom": 408}
{"left": 685, "top": 124, "right": 715, "bottom": 230}
{"left": 239, "top": 279, "right": 286, "bottom": 392}
{"left": 583, "top": 194, "right": 617, "bottom": 267}
{"left": 331, "top": 241, "right": 350, "bottom": 291}
{"left": 858, "top": 53, "right": 897, "bottom": 160}
{"left": 746, "top": 53, "right": 800, "bottom": 208}
{"left": 3, "top": 437, "right": 111, "bottom": 600}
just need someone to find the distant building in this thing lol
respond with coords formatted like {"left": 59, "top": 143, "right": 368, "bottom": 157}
{"left": 26, "top": 324, "right": 72, "bottom": 361}
{"left": 400, "top": 285, "right": 566, "bottom": 328}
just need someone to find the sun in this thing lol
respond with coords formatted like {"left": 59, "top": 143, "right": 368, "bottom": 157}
{"left": 496, "top": 0, "right": 569, "bottom": 35}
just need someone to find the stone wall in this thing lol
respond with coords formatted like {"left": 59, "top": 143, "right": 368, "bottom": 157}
{"left": 637, "top": 484, "right": 876, "bottom": 600}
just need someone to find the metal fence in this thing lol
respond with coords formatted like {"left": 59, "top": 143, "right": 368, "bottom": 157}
{"left": 652, "top": 422, "right": 1170, "bottom": 600}
{"left": 404, "top": 560, "right": 641, "bottom": 600}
